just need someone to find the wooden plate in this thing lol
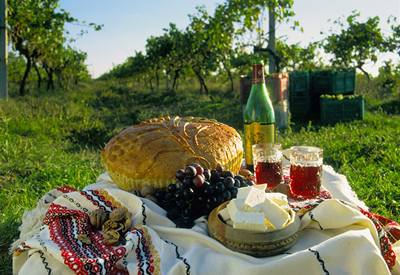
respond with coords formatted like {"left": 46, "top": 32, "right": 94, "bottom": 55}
{"left": 208, "top": 201, "right": 301, "bottom": 257}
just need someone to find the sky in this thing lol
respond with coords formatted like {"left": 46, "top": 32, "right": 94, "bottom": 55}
{"left": 60, "top": 0, "right": 400, "bottom": 78}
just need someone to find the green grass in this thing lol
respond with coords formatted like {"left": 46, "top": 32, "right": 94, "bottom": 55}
{"left": 0, "top": 81, "right": 399, "bottom": 274}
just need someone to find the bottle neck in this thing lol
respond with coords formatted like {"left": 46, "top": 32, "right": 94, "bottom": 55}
{"left": 252, "top": 64, "right": 264, "bottom": 84}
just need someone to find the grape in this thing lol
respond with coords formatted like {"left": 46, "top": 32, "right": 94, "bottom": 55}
{"left": 176, "top": 169, "right": 186, "bottom": 181}
{"left": 234, "top": 175, "right": 245, "bottom": 182}
{"left": 222, "top": 171, "right": 234, "bottom": 178}
{"left": 210, "top": 170, "right": 220, "bottom": 183}
{"left": 206, "top": 197, "right": 217, "bottom": 205}
{"left": 167, "top": 183, "right": 177, "bottom": 193}
{"left": 224, "top": 177, "right": 235, "bottom": 188}
{"left": 175, "top": 181, "right": 183, "bottom": 190}
{"left": 216, "top": 182, "right": 225, "bottom": 193}
{"left": 234, "top": 179, "right": 241, "bottom": 188}
{"left": 202, "top": 181, "right": 211, "bottom": 189}
{"left": 193, "top": 175, "right": 205, "bottom": 188}
{"left": 215, "top": 164, "right": 223, "bottom": 173}
{"left": 183, "top": 208, "right": 192, "bottom": 217}
{"left": 203, "top": 185, "right": 214, "bottom": 196}
{"left": 195, "top": 166, "right": 204, "bottom": 176}
{"left": 154, "top": 164, "right": 244, "bottom": 228}
{"left": 203, "top": 169, "right": 211, "bottom": 181}
{"left": 223, "top": 190, "right": 232, "bottom": 200}
{"left": 215, "top": 194, "right": 224, "bottom": 204}
{"left": 183, "top": 176, "right": 193, "bottom": 187}
{"left": 183, "top": 188, "right": 195, "bottom": 199}
{"left": 185, "top": 166, "right": 197, "bottom": 177}
{"left": 176, "top": 200, "right": 187, "bottom": 208}
{"left": 229, "top": 188, "right": 238, "bottom": 197}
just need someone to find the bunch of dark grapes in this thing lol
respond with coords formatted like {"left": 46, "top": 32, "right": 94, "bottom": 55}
{"left": 153, "top": 164, "right": 253, "bottom": 228}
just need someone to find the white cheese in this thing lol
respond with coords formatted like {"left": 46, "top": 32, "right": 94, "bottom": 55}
{"left": 232, "top": 211, "right": 266, "bottom": 232}
{"left": 261, "top": 198, "right": 290, "bottom": 229}
{"left": 236, "top": 186, "right": 252, "bottom": 200}
{"left": 265, "top": 192, "right": 288, "bottom": 207}
{"left": 253, "top": 184, "right": 268, "bottom": 192}
{"left": 244, "top": 187, "right": 266, "bottom": 208}
{"left": 218, "top": 208, "right": 230, "bottom": 222}
{"left": 226, "top": 199, "right": 245, "bottom": 220}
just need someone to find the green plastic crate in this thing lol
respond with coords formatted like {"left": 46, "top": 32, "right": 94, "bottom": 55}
{"left": 289, "top": 71, "right": 310, "bottom": 95}
{"left": 289, "top": 94, "right": 312, "bottom": 119}
{"left": 312, "top": 69, "right": 356, "bottom": 95}
{"left": 320, "top": 96, "right": 364, "bottom": 124}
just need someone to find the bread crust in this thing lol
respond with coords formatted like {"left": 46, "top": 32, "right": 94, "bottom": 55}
{"left": 102, "top": 116, "right": 243, "bottom": 191}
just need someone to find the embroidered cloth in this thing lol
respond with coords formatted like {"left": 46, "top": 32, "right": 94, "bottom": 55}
{"left": 12, "top": 165, "right": 400, "bottom": 275}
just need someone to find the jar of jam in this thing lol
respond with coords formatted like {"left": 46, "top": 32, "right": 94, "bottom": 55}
{"left": 289, "top": 146, "right": 323, "bottom": 199}
{"left": 252, "top": 143, "right": 283, "bottom": 189}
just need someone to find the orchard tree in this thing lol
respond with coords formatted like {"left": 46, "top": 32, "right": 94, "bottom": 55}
{"left": 275, "top": 41, "right": 322, "bottom": 71}
{"left": 323, "top": 12, "right": 385, "bottom": 79}
{"left": 8, "top": 0, "right": 101, "bottom": 95}
{"left": 8, "top": 0, "right": 74, "bottom": 94}
{"left": 386, "top": 18, "right": 400, "bottom": 57}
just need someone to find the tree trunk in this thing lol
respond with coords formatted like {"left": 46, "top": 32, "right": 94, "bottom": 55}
{"left": 155, "top": 70, "right": 159, "bottom": 90}
{"left": 268, "top": 5, "right": 276, "bottom": 74}
{"left": 223, "top": 61, "right": 234, "bottom": 92}
{"left": 193, "top": 68, "right": 208, "bottom": 94}
{"left": 33, "top": 62, "right": 41, "bottom": 89}
{"left": 19, "top": 56, "right": 32, "bottom": 96}
{"left": 172, "top": 69, "right": 180, "bottom": 91}
{"left": 45, "top": 68, "right": 55, "bottom": 91}
{"left": 357, "top": 65, "right": 370, "bottom": 81}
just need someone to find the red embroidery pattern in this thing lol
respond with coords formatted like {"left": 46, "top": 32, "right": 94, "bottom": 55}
{"left": 358, "top": 208, "right": 399, "bottom": 269}
{"left": 80, "top": 190, "right": 115, "bottom": 212}
{"left": 131, "top": 228, "right": 159, "bottom": 275}
{"left": 44, "top": 203, "right": 126, "bottom": 274}
{"left": 57, "top": 186, "right": 78, "bottom": 193}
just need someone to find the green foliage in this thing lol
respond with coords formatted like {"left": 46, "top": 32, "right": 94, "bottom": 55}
{"left": 7, "top": 0, "right": 100, "bottom": 95}
{"left": 322, "top": 12, "right": 387, "bottom": 78}
{"left": 375, "top": 61, "right": 400, "bottom": 97}
{"left": 275, "top": 41, "right": 323, "bottom": 71}
{"left": 102, "top": 0, "right": 298, "bottom": 92}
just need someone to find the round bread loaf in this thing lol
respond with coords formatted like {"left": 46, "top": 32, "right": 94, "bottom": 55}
{"left": 101, "top": 116, "right": 243, "bottom": 191}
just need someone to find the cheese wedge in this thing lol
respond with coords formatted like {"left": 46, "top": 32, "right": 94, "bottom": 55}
{"left": 253, "top": 184, "right": 268, "bottom": 192}
{"left": 265, "top": 193, "right": 288, "bottom": 207}
{"left": 226, "top": 199, "right": 244, "bottom": 220}
{"left": 218, "top": 208, "right": 230, "bottom": 222}
{"left": 264, "top": 217, "right": 276, "bottom": 231}
{"left": 236, "top": 186, "right": 252, "bottom": 200}
{"left": 260, "top": 198, "right": 290, "bottom": 229}
{"left": 243, "top": 187, "right": 266, "bottom": 208}
{"left": 231, "top": 211, "right": 266, "bottom": 232}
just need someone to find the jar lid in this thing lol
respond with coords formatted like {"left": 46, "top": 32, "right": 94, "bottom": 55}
{"left": 289, "top": 146, "right": 323, "bottom": 165}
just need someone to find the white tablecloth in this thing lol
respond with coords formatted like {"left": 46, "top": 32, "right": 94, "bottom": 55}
{"left": 11, "top": 165, "right": 400, "bottom": 275}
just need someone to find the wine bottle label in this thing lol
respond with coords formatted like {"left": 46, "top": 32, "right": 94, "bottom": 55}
{"left": 244, "top": 122, "right": 275, "bottom": 166}
{"left": 252, "top": 64, "right": 264, "bottom": 84}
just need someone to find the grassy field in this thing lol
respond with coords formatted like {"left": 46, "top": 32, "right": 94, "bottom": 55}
{"left": 0, "top": 80, "right": 399, "bottom": 273}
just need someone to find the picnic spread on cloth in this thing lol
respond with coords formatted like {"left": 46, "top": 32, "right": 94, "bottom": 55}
{"left": 11, "top": 165, "right": 400, "bottom": 275}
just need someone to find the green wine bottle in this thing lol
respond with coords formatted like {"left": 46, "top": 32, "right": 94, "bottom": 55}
{"left": 244, "top": 60, "right": 276, "bottom": 170}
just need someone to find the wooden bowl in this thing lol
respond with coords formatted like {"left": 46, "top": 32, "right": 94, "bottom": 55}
{"left": 208, "top": 201, "right": 301, "bottom": 257}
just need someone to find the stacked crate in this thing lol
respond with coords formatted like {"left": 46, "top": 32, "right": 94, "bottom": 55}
{"left": 288, "top": 72, "right": 311, "bottom": 119}
{"left": 320, "top": 95, "right": 364, "bottom": 124}
{"left": 288, "top": 69, "right": 363, "bottom": 123}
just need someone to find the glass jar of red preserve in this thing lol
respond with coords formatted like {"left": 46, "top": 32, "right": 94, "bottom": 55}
{"left": 252, "top": 143, "right": 283, "bottom": 189}
{"left": 289, "top": 146, "right": 323, "bottom": 199}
